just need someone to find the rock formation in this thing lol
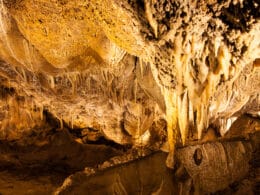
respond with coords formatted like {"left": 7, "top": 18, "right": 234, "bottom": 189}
{"left": 0, "top": 0, "right": 259, "bottom": 194}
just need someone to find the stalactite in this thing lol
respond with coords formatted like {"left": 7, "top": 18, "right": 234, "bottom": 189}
{"left": 0, "top": 1, "right": 23, "bottom": 65}
{"left": 67, "top": 74, "right": 75, "bottom": 95}
{"left": 72, "top": 73, "right": 78, "bottom": 95}
{"left": 188, "top": 99, "right": 194, "bottom": 128}
{"left": 25, "top": 109, "right": 33, "bottom": 122}
{"left": 87, "top": 76, "right": 91, "bottom": 91}
{"left": 177, "top": 90, "right": 188, "bottom": 145}
{"left": 217, "top": 45, "right": 231, "bottom": 80}
{"left": 49, "top": 75, "right": 55, "bottom": 89}
{"left": 226, "top": 117, "right": 237, "bottom": 132}
{"left": 68, "top": 109, "right": 74, "bottom": 129}
{"left": 59, "top": 115, "right": 63, "bottom": 130}
{"left": 102, "top": 70, "right": 108, "bottom": 83}
{"left": 71, "top": 114, "right": 74, "bottom": 129}
{"left": 40, "top": 104, "right": 44, "bottom": 120}
{"left": 21, "top": 68, "right": 27, "bottom": 82}
{"left": 144, "top": 0, "right": 158, "bottom": 38}
{"left": 198, "top": 104, "right": 205, "bottom": 139}
{"left": 23, "top": 39, "right": 33, "bottom": 71}
{"left": 137, "top": 104, "right": 141, "bottom": 139}
{"left": 12, "top": 67, "right": 22, "bottom": 81}
{"left": 139, "top": 58, "right": 143, "bottom": 78}
{"left": 134, "top": 78, "right": 138, "bottom": 103}
{"left": 0, "top": 0, "right": 8, "bottom": 34}
{"left": 163, "top": 88, "right": 178, "bottom": 168}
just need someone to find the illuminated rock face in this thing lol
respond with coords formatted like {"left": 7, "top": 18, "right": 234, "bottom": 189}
{"left": 0, "top": 0, "right": 259, "bottom": 193}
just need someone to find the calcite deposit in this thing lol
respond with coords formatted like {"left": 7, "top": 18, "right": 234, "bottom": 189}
{"left": 0, "top": 0, "right": 259, "bottom": 194}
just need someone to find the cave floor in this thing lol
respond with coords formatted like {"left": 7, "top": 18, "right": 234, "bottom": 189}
{"left": 0, "top": 127, "right": 258, "bottom": 194}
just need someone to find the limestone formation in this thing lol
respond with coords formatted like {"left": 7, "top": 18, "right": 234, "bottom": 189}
{"left": 0, "top": 0, "right": 259, "bottom": 194}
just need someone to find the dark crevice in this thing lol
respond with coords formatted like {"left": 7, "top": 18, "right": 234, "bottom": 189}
{"left": 84, "top": 137, "right": 132, "bottom": 152}
{"left": 66, "top": 125, "right": 132, "bottom": 152}
{"left": 219, "top": 1, "right": 259, "bottom": 32}
{"left": 0, "top": 85, "right": 16, "bottom": 99}
{"left": 43, "top": 110, "right": 60, "bottom": 128}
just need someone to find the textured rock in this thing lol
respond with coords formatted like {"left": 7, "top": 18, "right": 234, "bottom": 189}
{"left": 0, "top": 0, "right": 259, "bottom": 148}
{"left": 55, "top": 132, "right": 259, "bottom": 194}
{"left": 0, "top": 0, "right": 259, "bottom": 193}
